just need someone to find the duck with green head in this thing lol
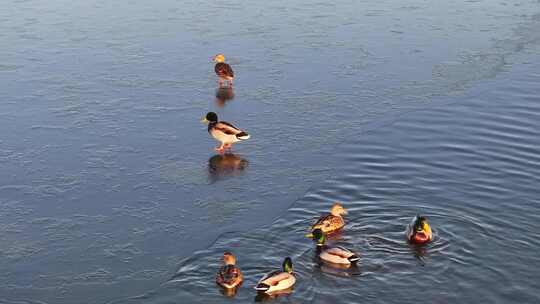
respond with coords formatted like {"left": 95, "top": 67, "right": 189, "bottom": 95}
{"left": 254, "top": 257, "right": 296, "bottom": 294}
{"left": 201, "top": 112, "right": 250, "bottom": 153}
{"left": 406, "top": 215, "right": 433, "bottom": 245}
{"left": 312, "top": 228, "right": 360, "bottom": 267}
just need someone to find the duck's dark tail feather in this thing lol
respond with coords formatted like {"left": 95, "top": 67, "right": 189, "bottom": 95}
{"left": 254, "top": 283, "right": 270, "bottom": 291}
{"left": 236, "top": 132, "right": 250, "bottom": 140}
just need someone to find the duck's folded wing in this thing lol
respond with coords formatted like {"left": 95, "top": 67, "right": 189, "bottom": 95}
{"left": 255, "top": 269, "right": 281, "bottom": 290}
{"left": 335, "top": 246, "right": 356, "bottom": 257}
{"left": 215, "top": 121, "right": 242, "bottom": 135}
{"left": 224, "top": 64, "right": 234, "bottom": 77}
{"left": 215, "top": 63, "right": 234, "bottom": 78}
{"left": 257, "top": 270, "right": 281, "bottom": 284}
{"left": 326, "top": 247, "right": 359, "bottom": 262}
{"left": 326, "top": 246, "right": 351, "bottom": 258}
{"left": 312, "top": 214, "right": 332, "bottom": 228}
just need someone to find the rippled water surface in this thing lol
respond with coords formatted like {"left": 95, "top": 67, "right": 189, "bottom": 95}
{"left": 1, "top": 0, "right": 540, "bottom": 303}
{"left": 110, "top": 59, "right": 540, "bottom": 304}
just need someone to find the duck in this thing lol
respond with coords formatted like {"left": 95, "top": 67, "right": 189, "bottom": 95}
{"left": 312, "top": 228, "right": 360, "bottom": 267}
{"left": 213, "top": 54, "right": 234, "bottom": 88}
{"left": 406, "top": 215, "right": 433, "bottom": 245}
{"left": 310, "top": 202, "right": 348, "bottom": 235}
{"left": 254, "top": 257, "right": 296, "bottom": 294}
{"left": 216, "top": 252, "right": 243, "bottom": 289}
{"left": 201, "top": 112, "right": 250, "bottom": 153}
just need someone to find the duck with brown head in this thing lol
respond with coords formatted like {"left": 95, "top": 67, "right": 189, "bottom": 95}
{"left": 216, "top": 252, "right": 243, "bottom": 291}
{"left": 213, "top": 54, "right": 234, "bottom": 88}
{"left": 309, "top": 202, "right": 348, "bottom": 235}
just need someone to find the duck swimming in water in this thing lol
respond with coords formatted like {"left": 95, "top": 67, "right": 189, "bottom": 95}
{"left": 216, "top": 252, "right": 243, "bottom": 290}
{"left": 310, "top": 202, "right": 348, "bottom": 235}
{"left": 255, "top": 257, "right": 296, "bottom": 294}
{"left": 213, "top": 54, "right": 234, "bottom": 88}
{"left": 201, "top": 112, "right": 250, "bottom": 153}
{"left": 406, "top": 215, "right": 433, "bottom": 245}
{"left": 312, "top": 228, "right": 360, "bottom": 267}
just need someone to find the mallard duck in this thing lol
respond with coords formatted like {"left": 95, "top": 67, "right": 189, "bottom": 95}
{"left": 201, "top": 112, "right": 250, "bottom": 153}
{"left": 312, "top": 228, "right": 359, "bottom": 266}
{"left": 216, "top": 252, "right": 243, "bottom": 289}
{"left": 213, "top": 54, "right": 234, "bottom": 88}
{"left": 406, "top": 215, "right": 433, "bottom": 245}
{"left": 254, "top": 257, "right": 296, "bottom": 294}
{"left": 310, "top": 202, "right": 348, "bottom": 234}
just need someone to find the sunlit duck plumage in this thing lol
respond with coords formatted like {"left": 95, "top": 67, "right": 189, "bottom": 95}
{"left": 406, "top": 215, "right": 433, "bottom": 245}
{"left": 312, "top": 228, "right": 360, "bottom": 266}
{"left": 310, "top": 202, "right": 348, "bottom": 234}
{"left": 213, "top": 54, "right": 234, "bottom": 88}
{"left": 216, "top": 252, "right": 243, "bottom": 289}
{"left": 201, "top": 112, "right": 250, "bottom": 153}
{"left": 255, "top": 257, "right": 296, "bottom": 294}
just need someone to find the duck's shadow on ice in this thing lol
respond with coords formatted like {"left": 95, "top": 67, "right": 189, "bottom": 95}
{"left": 207, "top": 153, "right": 249, "bottom": 183}
{"left": 215, "top": 87, "right": 235, "bottom": 107}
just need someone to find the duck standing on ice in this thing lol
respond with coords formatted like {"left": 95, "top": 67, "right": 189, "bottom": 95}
{"left": 213, "top": 54, "right": 234, "bottom": 88}
{"left": 201, "top": 112, "right": 250, "bottom": 153}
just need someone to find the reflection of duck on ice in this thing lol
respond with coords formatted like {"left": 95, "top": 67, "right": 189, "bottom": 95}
{"left": 215, "top": 87, "right": 235, "bottom": 107}
{"left": 208, "top": 153, "right": 248, "bottom": 179}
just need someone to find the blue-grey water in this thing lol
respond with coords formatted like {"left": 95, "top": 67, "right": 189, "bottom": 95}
{"left": 1, "top": 0, "right": 540, "bottom": 303}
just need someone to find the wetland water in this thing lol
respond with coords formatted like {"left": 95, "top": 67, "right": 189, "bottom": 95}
{"left": 1, "top": 0, "right": 540, "bottom": 303}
